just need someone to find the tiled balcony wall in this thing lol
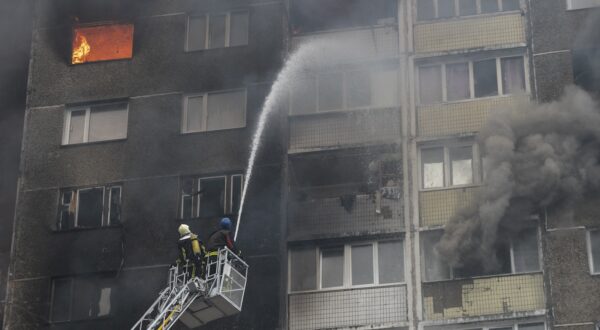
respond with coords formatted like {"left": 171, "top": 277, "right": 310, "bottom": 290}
{"left": 419, "top": 186, "right": 480, "bottom": 227}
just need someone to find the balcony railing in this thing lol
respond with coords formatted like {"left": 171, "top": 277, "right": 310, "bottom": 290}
{"left": 289, "top": 284, "right": 407, "bottom": 330}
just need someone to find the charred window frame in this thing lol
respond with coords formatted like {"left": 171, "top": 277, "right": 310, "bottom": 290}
{"left": 289, "top": 65, "right": 399, "bottom": 115}
{"left": 419, "top": 143, "right": 482, "bottom": 190}
{"left": 50, "top": 275, "right": 114, "bottom": 323}
{"left": 186, "top": 11, "right": 249, "bottom": 51}
{"left": 417, "top": 55, "right": 527, "bottom": 105}
{"left": 566, "top": 0, "right": 600, "bottom": 9}
{"left": 182, "top": 89, "right": 247, "bottom": 133}
{"left": 417, "top": 0, "right": 520, "bottom": 21}
{"left": 421, "top": 227, "right": 541, "bottom": 282}
{"left": 179, "top": 174, "right": 244, "bottom": 219}
{"left": 62, "top": 101, "right": 128, "bottom": 145}
{"left": 57, "top": 184, "right": 122, "bottom": 231}
{"left": 288, "top": 239, "right": 405, "bottom": 293}
{"left": 586, "top": 229, "right": 600, "bottom": 274}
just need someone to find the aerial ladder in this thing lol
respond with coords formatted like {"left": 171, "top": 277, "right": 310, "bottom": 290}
{"left": 131, "top": 247, "right": 249, "bottom": 330}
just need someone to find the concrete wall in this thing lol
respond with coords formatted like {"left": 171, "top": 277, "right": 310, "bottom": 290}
{"left": 5, "top": 0, "right": 285, "bottom": 329}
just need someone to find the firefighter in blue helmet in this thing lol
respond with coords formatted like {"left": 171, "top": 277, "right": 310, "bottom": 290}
{"left": 176, "top": 224, "right": 206, "bottom": 278}
{"left": 206, "top": 218, "right": 240, "bottom": 255}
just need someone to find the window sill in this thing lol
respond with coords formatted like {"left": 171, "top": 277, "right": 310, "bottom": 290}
{"left": 418, "top": 93, "right": 529, "bottom": 108}
{"left": 180, "top": 126, "right": 246, "bottom": 135}
{"left": 60, "top": 138, "right": 127, "bottom": 148}
{"left": 419, "top": 184, "right": 481, "bottom": 193}
{"left": 415, "top": 10, "right": 521, "bottom": 25}
{"left": 291, "top": 22, "right": 397, "bottom": 37}
{"left": 289, "top": 106, "right": 399, "bottom": 118}
{"left": 184, "top": 44, "right": 248, "bottom": 53}
{"left": 53, "top": 224, "right": 122, "bottom": 233}
{"left": 289, "top": 282, "right": 406, "bottom": 295}
{"left": 422, "top": 270, "right": 543, "bottom": 284}
{"left": 69, "top": 58, "right": 132, "bottom": 66}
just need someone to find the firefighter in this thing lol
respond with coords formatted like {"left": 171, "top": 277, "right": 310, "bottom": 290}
{"left": 206, "top": 218, "right": 241, "bottom": 276}
{"left": 176, "top": 224, "right": 206, "bottom": 278}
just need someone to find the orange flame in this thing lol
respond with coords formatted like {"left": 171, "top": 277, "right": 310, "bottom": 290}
{"left": 72, "top": 32, "right": 91, "bottom": 64}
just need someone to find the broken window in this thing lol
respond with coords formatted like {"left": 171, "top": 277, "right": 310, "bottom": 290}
{"left": 572, "top": 48, "right": 600, "bottom": 94}
{"left": 71, "top": 24, "right": 133, "bottom": 65}
{"left": 183, "top": 89, "right": 246, "bottom": 133}
{"left": 589, "top": 230, "right": 600, "bottom": 274}
{"left": 63, "top": 102, "right": 128, "bottom": 145}
{"left": 512, "top": 227, "right": 540, "bottom": 272}
{"left": 186, "top": 11, "right": 249, "bottom": 51}
{"left": 290, "top": 0, "right": 396, "bottom": 34}
{"left": 378, "top": 240, "right": 404, "bottom": 284}
{"left": 419, "top": 65, "right": 443, "bottom": 104}
{"left": 418, "top": 0, "right": 520, "bottom": 19}
{"left": 58, "top": 184, "right": 121, "bottom": 230}
{"left": 474, "top": 59, "right": 498, "bottom": 97}
{"left": 51, "top": 276, "right": 113, "bottom": 322}
{"left": 290, "top": 247, "right": 317, "bottom": 291}
{"left": 321, "top": 247, "right": 344, "bottom": 288}
{"left": 421, "top": 230, "right": 451, "bottom": 281}
{"left": 567, "top": 0, "right": 600, "bottom": 10}
{"left": 501, "top": 57, "right": 526, "bottom": 94}
{"left": 179, "top": 174, "right": 243, "bottom": 219}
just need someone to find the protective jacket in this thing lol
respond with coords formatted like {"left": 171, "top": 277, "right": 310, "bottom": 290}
{"left": 177, "top": 233, "right": 205, "bottom": 265}
{"left": 206, "top": 229, "right": 238, "bottom": 254}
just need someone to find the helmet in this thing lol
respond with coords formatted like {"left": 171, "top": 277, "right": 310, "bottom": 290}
{"left": 220, "top": 217, "right": 232, "bottom": 230}
{"left": 178, "top": 224, "right": 191, "bottom": 236}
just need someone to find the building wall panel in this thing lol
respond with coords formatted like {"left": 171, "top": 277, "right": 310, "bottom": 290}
{"left": 419, "top": 187, "right": 479, "bottom": 227}
{"left": 289, "top": 285, "right": 407, "bottom": 330}
{"left": 288, "top": 194, "right": 403, "bottom": 241}
{"left": 289, "top": 108, "right": 401, "bottom": 153}
{"left": 418, "top": 96, "right": 522, "bottom": 137}
{"left": 423, "top": 273, "right": 545, "bottom": 320}
{"left": 414, "top": 14, "right": 525, "bottom": 54}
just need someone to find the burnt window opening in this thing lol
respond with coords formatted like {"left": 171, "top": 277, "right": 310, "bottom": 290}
{"left": 288, "top": 239, "right": 405, "bottom": 292}
{"left": 417, "top": 0, "right": 520, "bottom": 21}
{"left": 71, "top": 23, "right": 133, "bottom": 64}
{"left": 180, "top": 174, "right": 244, "bottom": 219}
{"left": 58, "top": 185, "right": 121, "bottom": 230}
{"left": 50, "top": 275, "right": 114, "bottom": 322}
{"left": 186, "top": 11, "right": 249, "bottom": 51}
{"left": 421, "top": 226, "right": 540, "bottom": 282}
{"left": 290, "top": 0, "right": 397, "bottom": 35}
{"left": 573, "top": 48, "right": 600, "bottom": 95}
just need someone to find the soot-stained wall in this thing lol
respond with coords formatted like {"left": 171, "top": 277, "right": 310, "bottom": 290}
{"left": 5, "top": 0, "right": 284, "bottom": 329}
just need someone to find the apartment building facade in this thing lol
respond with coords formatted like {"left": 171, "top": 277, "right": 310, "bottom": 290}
{"left": 3, "top": 0, "right": 600, "bottom": 330}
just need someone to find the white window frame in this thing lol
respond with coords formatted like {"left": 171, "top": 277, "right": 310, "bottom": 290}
{"left": 229, "top": 174, "right": 244, "bottom": 214}
{"left": 185, "top": 11, "right": 249, "bottom": 51}
{"left": 566, "top": 0, "right": 600, "bottom": 10}
{"left": 419, "top": 0, "right": 521, "bottom": 21}
{"left": 417, "top": 55, "right": 529, "bottom": 105}
{"left": 180, "top": 173, "right": 243, "bottom": 219}
{"left": 289, "top": 239, "right": 406, "bottom": 293}
{"left": 58, "top": 184, "right": 121, "bottom": 230}
{"left": 419, "top": 142, "right": 482, "bottom": 190}
{"left": 62, "top": 102, "right": 129, "bottom": 145}
{"left": 586, "top": 229, "right": 600, "bottom": 274}
{"left": 182, "top": 88, "right": 247, "bottom": 133}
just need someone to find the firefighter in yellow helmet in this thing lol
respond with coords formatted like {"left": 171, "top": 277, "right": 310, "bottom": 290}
{"left": 176, "top": 224, "right": 206, "bottom": 278}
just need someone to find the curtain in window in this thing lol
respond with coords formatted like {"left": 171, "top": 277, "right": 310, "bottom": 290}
{"left": 502, "top": 57, "right": 525, "bottom": 94}
{"left": 88, "top": 103, "right": 128, "bottom": 142}
{"left": 207, "top": 90, "right": 245, "bottom": 131}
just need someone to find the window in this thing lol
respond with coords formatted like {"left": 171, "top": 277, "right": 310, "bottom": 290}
{"left": 418, "top": 56, "right": 526, "bottom": 104}
{"left": 290, "top": 0, "right": 396, "bottom": 34}
{"left": 421, "top": 227, "right": 540, "bottom": 282}
{"left": 186, "top": 11, "right": 249, "bottom": 51}
{"left": 572, "top": 48, "right": 600, "bottom": 93}
{"left": 71, "top": 24, "right": 134, "bottom": 64}
{"left": 180, "top": 174, "right": 243, "bottom": 219}
{"left": 417, "top": 0, "right": 520, "bottom": 20}
{"left": 420, "top": 144, "right": 480, "bottom": 189}
{"left": 50, "top": 276, "right": 113, "bottom": 322}
{"left": 58, "top": 185, "right": 121, "bottom": 230}
{"left": 567, "top": 0, "right": 600, "bottom": 9}
{"left": 62, "top": 102, "right": 128, "bottom": 145}
{"left": 183, "top": 89, "right": 246, "bottom": 133}
{"left": 288, "top": 240, "right": 405, "bottom": 292}
{"left": 588, "top": 229, "right": 600, "bottom": 274}
{"left": 290, "top": 66, "right": 398, "bottom": 114}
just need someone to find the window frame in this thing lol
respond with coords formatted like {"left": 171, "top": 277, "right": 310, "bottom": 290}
{"left": 198, "top": 175, "right": 228, "bottom": 218}
{"left": 566, "top": 0, "right": 600, "bottom": 10}
{"left": 417, "top": 55, "right": 528, "bottom": 105}
{"left": 62, "top": 101, "right": 129, "bottom": 145}
{"left": 185, "top": 10, "right": 250, "bottom": 51}
{"left": 179, "top": 173, "right": 244, "bottom": 219}
{"left": 49, "top": 275, "right": 114, "bottom": 323}
{"left": 586, "top": 229, "right": 600, "bottom": 275}
{"left": 417, "top": 0, "right": 521, "bottom": 21}
{"left": 182, "top": 88, "right": 247, "bottom": 133}
{"left": 419, "top": 142, "right": 482, "bottom": 190}
{"left": 288, "top": 239, "right": 406, "bottom": 293}
{"left": 57, "top": 184, "right": 122, "bottom": 231}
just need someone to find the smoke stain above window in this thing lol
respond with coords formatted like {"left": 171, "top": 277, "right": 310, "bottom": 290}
{"left": 71, "top": 23, "right": 134, "bottom": 64}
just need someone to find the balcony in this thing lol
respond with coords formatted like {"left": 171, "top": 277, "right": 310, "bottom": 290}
{"left": 422, "top": 273, "right": 545, "bottom": 321}
{"left": 288, "top": 192, "right": 403, "bottom": 241}
{"left": 414, "top": 13, "right": 525, "bottom": 54}
{"left": 419, "top": 186, "right": 480, "bottom": 227}
{"left": 289, "top": 108, "right": 401, "bottom": 153}
{"left": 289, "top": 284, "right": 408, "bottom": 330}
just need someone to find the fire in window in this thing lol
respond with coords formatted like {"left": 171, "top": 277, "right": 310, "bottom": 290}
{"left": 71, "top": 23, "right": 134, "bottom": 64}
